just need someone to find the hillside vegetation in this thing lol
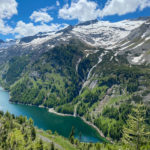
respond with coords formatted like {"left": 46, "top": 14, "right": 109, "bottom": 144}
{"left": 0, "top": 104, "right": 150, "bottom": 150}
{"left": 0, "top": 39, "right": 150, "bottom": 145}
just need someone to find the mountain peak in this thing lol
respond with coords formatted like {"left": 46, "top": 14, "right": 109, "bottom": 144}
{"left": 57, "top": 25, "right": 73, "bottom": 34}
{"left": 76, "top": 19, "right": 98, "bottom": 26}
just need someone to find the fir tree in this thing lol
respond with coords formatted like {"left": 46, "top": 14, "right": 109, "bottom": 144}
{"left": 69, "top": 126, "right": 75, "bottom": 144}
{"left": 51, "top": 142, "right": 55, "bottom": 150}
{"left": 31, "top": 126, "right": 36, "bottom": 141}
{"left": 122, "top": 103, "right": 150, "bottom": 150}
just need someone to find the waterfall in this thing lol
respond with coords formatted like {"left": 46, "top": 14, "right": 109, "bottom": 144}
{"left": 76, "top": 51, "right": 108, "bottom": 116}
{"left": 79, "top": 53, "right": 103, "bottom": 95}
{"left": 87, "top": 53, "right": 104, "bottom": 80}
{"left": 79, "top": 51, "right": 109, "bottom": 95}
{"left": 76, "top": 58, "right": 81, "bottom": 72}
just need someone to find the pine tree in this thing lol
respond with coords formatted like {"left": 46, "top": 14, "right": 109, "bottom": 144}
{"left": 69, "top": 126, "right": 75, "bottom": 144}
{"left": 31, "top": 126, "right": 36, "bottom": 141}
{"left": 122, "top": 103, "right": 150, "bottom": 150}
{"left": 6, "top": 129, "right": 25, "bottom": 150}
{"left": 38, "top": 139, "right": 44, "bottom": 150}
{"left": 51, "top": 142, "right": 55, "bottom": 150}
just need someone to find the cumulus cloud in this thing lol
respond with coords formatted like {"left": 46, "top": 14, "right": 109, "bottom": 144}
{"left": 0, "top": 0, "right": 17, "bottom": 35}
{"left": 30, "top": 11, "right": 53, "bottom": 23}
{"left": 101, "top": 0, "right": 150, "bottom": 17}
{"left": 0, "top": 20, "right": 12, "bottom": 35}
{"left": 0, "top": 0, "right": 18, "bottom": 19}
{"left": 14, "top": 8, "right": 68, "bottom": 38}
{"left": 13, "top": 21, "right": 68, "bottom": 38}
{"left": 59, "top": 0, "right": 150, "bottom": 21}
{"left": 59, "top": 0, "right": 100, "bottom": 22}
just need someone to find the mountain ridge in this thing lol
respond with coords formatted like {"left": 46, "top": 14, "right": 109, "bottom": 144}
{"left": 0, "top": 16, "right": 150, "bottom": 142}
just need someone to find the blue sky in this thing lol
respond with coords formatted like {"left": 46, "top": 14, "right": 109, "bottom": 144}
{"left": 0, "top": 0, "right": 150, "bottom": 41}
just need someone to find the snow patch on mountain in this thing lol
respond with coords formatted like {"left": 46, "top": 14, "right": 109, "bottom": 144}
{"left": 131, "top": 42, "right": 145, "bottom": 50}
{"left": 132, "top": 54, "right": 144, "bottom": 63}
{"left": 6, "top": 19, "right": 145, "bottom": 50}
{"left": 21, "top": 32, "right": 63, "bottom": 48}
{"left": 145, "top": 36, "right": 150, "bottom": 41}
{"left": 120, "top": 41, "right": 131, "bottom": 47}
{"left": 72, "top": 20, "right": 145, "bottom": 48}
{"left": 120, "top": 43, "right": 135, "bottom": 51}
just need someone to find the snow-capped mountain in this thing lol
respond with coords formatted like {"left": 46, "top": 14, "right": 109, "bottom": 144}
{"left": 13, "top": 18, "right": 147, "bottom": 49}
{"left": 1, "top": 17, "right": 150, "bottom": 116}
{"left": 114, "top": 19, "right": 150, "bottom": 65}
{"left": 71, "top": 19, "right": 146, "bottom": 48}
{"left": 0, "top": 17, "right": 150, "bottom": 65}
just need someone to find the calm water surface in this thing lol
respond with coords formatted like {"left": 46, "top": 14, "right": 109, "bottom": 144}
{"left": 0, "top": 87, "right": 105, "bottom": 143}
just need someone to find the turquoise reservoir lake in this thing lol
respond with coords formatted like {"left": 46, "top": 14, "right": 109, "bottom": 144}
{"left": 0, "top": 87, "right": 105, "bottom": 143}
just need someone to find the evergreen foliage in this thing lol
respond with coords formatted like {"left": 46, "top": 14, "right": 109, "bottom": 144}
{"left": 122, "top": 103, "right": 150, "bottom": 150}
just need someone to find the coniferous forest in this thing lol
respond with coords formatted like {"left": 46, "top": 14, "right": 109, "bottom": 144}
{"left": 0, "top": 1, "right": 150, "bottom": 149}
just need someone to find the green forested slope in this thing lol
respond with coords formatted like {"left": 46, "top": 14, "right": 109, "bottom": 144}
{"left": 1, "top": 39, "right": 150, "bottom": 144}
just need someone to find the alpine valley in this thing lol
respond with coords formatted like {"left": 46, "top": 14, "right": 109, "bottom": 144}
{"left": 1, "top": 17, "right": 150, "bottom": 148}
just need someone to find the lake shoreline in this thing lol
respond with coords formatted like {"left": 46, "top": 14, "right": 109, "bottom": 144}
{"left": 1, "top": 86, "right": 109, "bottom": 143}
{"left": 10, "top": 100, "right": 107, "bottom": 141}
{"left": 48, "top": 108, "right": 74, "bottom": 117}
{"left": 48, "top": 108, "right": 109, "bottom": 141}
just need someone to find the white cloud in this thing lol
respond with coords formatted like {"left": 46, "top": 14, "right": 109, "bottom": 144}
{"left": 56, "top": 1, "right": 60, "bottom": 6}
{"left": 59, "top": 0, "right": 150, "bottom": 21}
{"left": 59, "top": 0, "right": 100, "bottom": 22}
{"left": 30, "top": 11, "right": 53, "bottom": 23}
{"left": 40, "top": 6, "right": 56, "bottom": 12}
{"left": 0, "top": 0, "right": 66, "bottom": 39}
{"left": 0, "top": 0, "right": 17, "bottom": 35}
{"left": 0, "top": 0, "right": 18, "bottom": 19}
{"left": 0, "top": 20, "right": 12, "bottom": 35}
{"left": 101, "top": 0, "right": 150, "bottom": 17}
{"left": 13, "top": 21, "right": 68, "bottom": 38}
